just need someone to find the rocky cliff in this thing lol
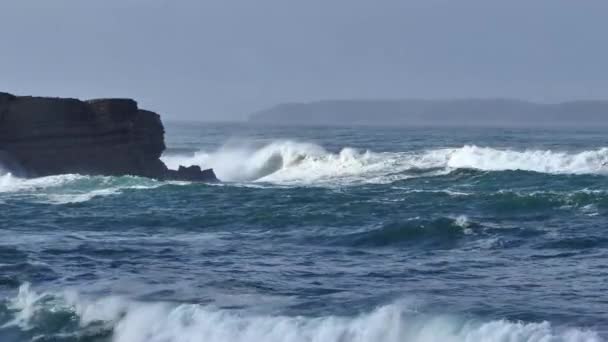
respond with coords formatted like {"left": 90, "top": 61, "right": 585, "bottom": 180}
{"left": 0, "top": 92, "right": 218, "bottom": 182}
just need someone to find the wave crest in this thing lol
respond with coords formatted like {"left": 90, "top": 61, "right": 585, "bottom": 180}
{"left": 330, "top": 216, "right": 476, "bottom": 248}
{"left": 161, "top": 142, "right": 608, "bottom": 185}
{"left": 0, "top": 283, "right": 602, "bottom": 342}
{"left": 447, "top": 145, "right": 608, "bottom": 174}
{"left": 2, "top": 142, "right": 607, "bottom": 190}
{"left": 0, "top": 173, "right": 185, "bottom": 204}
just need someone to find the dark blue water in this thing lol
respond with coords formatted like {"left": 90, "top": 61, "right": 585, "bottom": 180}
{"left": 1, "top": 123, "right": 607, "bottom": 342}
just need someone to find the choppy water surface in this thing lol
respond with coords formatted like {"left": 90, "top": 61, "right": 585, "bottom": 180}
{"left": 1, "top": 123, "right": 607, "bottom": 342}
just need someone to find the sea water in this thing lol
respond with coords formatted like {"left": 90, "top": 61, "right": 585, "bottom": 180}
{"left": 0, "top": 123, "right": 607, "bottom": 341}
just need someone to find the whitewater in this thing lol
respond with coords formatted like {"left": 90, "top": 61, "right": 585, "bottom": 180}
{"left": 1, "top": 123, "right": 607, "bottom": 341}
{"left": 1, "top": 143, "right": 606, "bottom": 203}
{"left": 162, "top": 142, "right": 608, "bottom": 184}
{"left": 1, "top": 283, "right": 600, "bottom": 342}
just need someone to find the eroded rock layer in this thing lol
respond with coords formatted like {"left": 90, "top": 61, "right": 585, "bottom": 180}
{"left": 0, "top": 92, "right": 217, "bottom": 182}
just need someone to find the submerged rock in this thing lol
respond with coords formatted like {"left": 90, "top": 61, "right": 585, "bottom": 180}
{"left": 0, "top": 91, "right": 218, "bottom": 182}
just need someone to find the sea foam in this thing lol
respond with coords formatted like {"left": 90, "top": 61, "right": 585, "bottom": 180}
{"left": 2, "top": 142, "right": 607, "bottom": 193}
{"left": 161, "top": 141, "right": 608, "bottom": 185}
{"left": 1, "top": 283, "right": 602, "bottom": 342}
{"left": 0, "top": 172, "right": 181, "bottom": 204}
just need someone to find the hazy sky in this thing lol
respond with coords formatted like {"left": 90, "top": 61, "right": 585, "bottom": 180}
{"left": 1, "top": 0, "right": 607, "bottom": 121}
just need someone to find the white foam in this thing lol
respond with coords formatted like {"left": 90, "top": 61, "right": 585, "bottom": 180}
{"left": 0, "top": 173, "right": 90, "bottom": 193}
{"left": 1, "top": 283, "right": 46, "bottom": 329}
{"left": 446, "top": 145, "right": 608, "bottom": 174}
{"left": 391, "top": 188, "right": 473, "bottom": 196}
{"left": 0, "top": 172, "right": 180, "bottom": 204}
{"left": 162, "top": 140, "right": 446, "bottom": 185}
{"left": 2, "top": 143, "right": 606, "bottom": 191}
{"left": 162, "top": 141, "right": 608, "bottom": 186}
{"left": 41, "top": 188, "right": 122, "bottom": 204}
{"left": 453, "top": 215, "right": 470, "bottom": 228}
{"left": 3, "top": 283, "right": 602, "bottom": 342}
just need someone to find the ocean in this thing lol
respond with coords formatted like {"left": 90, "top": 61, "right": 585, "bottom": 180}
{"left": 0, "top": 122, "right": 607, "bottom": 342}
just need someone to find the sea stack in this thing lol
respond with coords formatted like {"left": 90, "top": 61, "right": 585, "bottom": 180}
{"left": 0, "top": 91, "right": 218, "bottom": 182}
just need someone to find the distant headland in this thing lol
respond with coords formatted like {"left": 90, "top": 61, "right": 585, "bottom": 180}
{"left": 249, "top": 99, "right": 608, "bottom": 127}
{"left": 0, "top": 91, "right": 218, "bottom": 182}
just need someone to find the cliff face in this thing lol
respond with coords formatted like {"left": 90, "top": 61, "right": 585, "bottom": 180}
{"left": 0, "top": 92, "right": 218, "bottom": 182}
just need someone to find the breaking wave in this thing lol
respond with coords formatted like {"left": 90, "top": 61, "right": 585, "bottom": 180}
{"left": 0, "top": 283, "right": 601, "bottom": 342}
{"left": 0, "top": 172, "right": 184, "bottom": 204}
{"left": 2, "top": 143, "right": 607, "bottom": 194}
{"left": 161, "top": 142, "right": 608, "bottom": 185}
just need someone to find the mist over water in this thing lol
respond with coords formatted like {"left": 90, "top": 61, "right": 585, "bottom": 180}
{"left": 1, "top": 123, "right": 607, "bottom": 341}
{"left": 162, "top": 142, "right": 608, "bottom": 185}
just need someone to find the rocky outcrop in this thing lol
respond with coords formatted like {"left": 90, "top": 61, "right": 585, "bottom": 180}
{"left": 0, "top": 92, "right": 218, "bottom": 182}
